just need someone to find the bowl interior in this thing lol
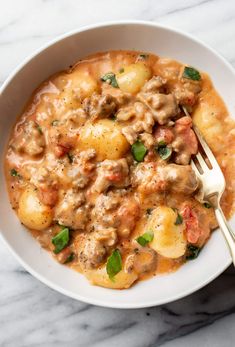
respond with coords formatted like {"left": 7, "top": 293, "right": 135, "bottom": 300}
{"left": 0, "top": 22, "right": 234, "bottom": 308}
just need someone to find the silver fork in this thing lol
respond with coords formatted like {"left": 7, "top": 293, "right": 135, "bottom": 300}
{"left": 190, "top": 124, "right": 235, "bottom": 264}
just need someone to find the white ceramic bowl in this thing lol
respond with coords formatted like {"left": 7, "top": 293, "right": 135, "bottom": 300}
{"left": 0, "top": 21, "right": 234, "bottom": 309}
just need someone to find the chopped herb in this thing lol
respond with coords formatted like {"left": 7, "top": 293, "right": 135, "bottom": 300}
{"left": 10, "top": 168, "right": 21, "bottom": 177}
{"left": 158, "top": 140, "right": 166, "bottom": 147}
{"left": 172, "top": 208, "right": 183, "bottom": 225}
{"left": 110, "top": 114, "right": 117, "bottom": 121}
{"left": 136, "top": 231, "right": 154, "bottom": 247}
{"left": 64, "top": 252, "right": 74, "bottom": 263}
{"left": 119, "top": 68, "right": 124, "bottom": 73}
{"left": 146, "top": 208, "right": 153, "bottom": 216}
{"left": 139, "top": 54, "right": 149, "bottom": 59}
{"left": 52, "top": 228, "right": 70, "bottom": 254}
{"left": 51, "top": 120, "right": 59, "bottom": 126}
{"left": 67, "top": 153, "right": 74, "bottom": 163}
{"left": 186, "top": 244, "right": 201, "bottom": 260}
{"left": 37, "top": 124, "right": 43, "bottom": 134}
{"left": 183, "top": 66, "right": 201, "bottom": 81}
{"left": 101, "top": 72, "right": 119, "bottom": 88}
{"left": 203, "top": 202, "right": 212, "bottom": 209}
{"left": 131, "top": 140, "right": 148, "bottom": 162}
{"left": 175, "top": 212, "right": 183, "bottom": 225}
{"left": 157, "top": 145, "right": 172, "bottom": 160}
{"left": 156, "top": 141, "right": 172, "bottom": 160}
{"left": 106, "top": 249, "right": 122, "bottom": 280}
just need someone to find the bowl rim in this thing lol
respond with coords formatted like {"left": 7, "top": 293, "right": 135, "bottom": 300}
{"left": 0, "top": 20, "right": 233, "bottom": 308}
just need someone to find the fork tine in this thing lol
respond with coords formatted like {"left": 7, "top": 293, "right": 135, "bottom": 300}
{"left": 182, "top": 106, "right": 221, "bottom": 170}
{"left": 195, "top": 152, "right": 208, "bottom": 172}
{"left": 193, "top": 126, "right": 221, "bottom": 169}
{"left": 191, "top": 159, "right": 198, "bottom": 171}
{"left": 191, "top": 159, "right": 202, "bottom": 178}
{"left": 182, "top": 106, "right": 224, "bottom": 180}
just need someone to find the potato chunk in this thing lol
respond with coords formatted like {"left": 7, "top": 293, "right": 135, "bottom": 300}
{"left": 148, "top": 206, "right": 187, "bottom": 259}
{"left": 193, "top": 103, "right": 223, "bottom": 152}
{"left": 67, "top": 70, "right": 99, "bottom": 99}
{"left": 84, "top": 266, "right": 137, "bottom": 289}
{"left": 18, "top": 187, "right": 53, "bottom": 231}
{"left": 55, "top": 71, "right": 99, "bottom": 111}
{"left": 116, "top": 63, "right": 152, "bottom": 94}
{"left": 78, "top": 119, "right": 129, "bottom": 161}
{"left": 75, "top": 73, "right": 99, "bottom": 98}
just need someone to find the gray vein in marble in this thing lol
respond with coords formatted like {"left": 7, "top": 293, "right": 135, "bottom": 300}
{"left": 157, "top": 0, "right": 214, "bottom": 17}
{"left": 153, "top": 304, "right": 235, "bottom": 347}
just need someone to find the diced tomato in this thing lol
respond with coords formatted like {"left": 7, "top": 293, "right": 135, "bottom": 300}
{"left": 175, "top": 116, "right": 192, "bottom": 127}
{"left": 54, "top": 144, "right": 71, "bottom": 158}
{"left": 117, "top": 199, "right": 140, "bottom": 232}
{"left": 38, "top": 186, "right": 58, "bottom": 207}
{"left": 181, "top": 206, "right": 202, "bottom": 244}
{"left": 144, "top": 149, "right": 156, "bottom": 162}
{"left": 56, "top": 247, "right": 72, "bottom": 264}
{"left": 154, "top": 126, "right": 174, "bottom": 144}
{"left": 175, "top": 116, "right": 198, "bottom": 154}
{"left": 182, "top": 94, "right": 197, "bottom": 106}
{"left": 105, "top": 172, "right": 123, "bottom": 182}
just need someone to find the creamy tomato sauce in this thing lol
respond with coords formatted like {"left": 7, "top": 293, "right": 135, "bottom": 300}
{"left": 5, "top": 51, "right": 235, "bottom": 289}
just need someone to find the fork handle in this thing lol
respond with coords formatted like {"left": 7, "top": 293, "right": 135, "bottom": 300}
{"left": 215, "top": 206, "right": 235, "bottom": 265}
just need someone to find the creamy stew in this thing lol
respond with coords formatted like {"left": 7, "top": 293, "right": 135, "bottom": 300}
{"left": 5, "top": 51, "right": 235, "bottom": 289}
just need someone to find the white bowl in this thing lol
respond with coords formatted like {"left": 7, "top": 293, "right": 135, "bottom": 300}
{"left": 0, "top": 21, "right": 234, "bottom": 309}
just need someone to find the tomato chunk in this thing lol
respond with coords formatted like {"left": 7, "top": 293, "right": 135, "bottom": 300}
{"left": 181, "top": 206, "right": 202, "bottom": 244}
{"left": 38, "top": 186, "right": 58, "bottom": 207}
{"left": 154, "top": 126, "right": 174, "bottom": 144}
{"left": 105, "top": 172, "right": 123, "bottom": 182}
{"left": 54, "top": 144, "right": 71, "bottom": 158}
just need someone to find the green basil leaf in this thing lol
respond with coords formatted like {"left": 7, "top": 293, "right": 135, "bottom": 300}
{"left": 157, "top": 146, "right": 172, "bottom": 160}
{"left": 131, "top": 140, "right": 148, "bottom": 162}
{"left": 136, "top": 231, "right": 154, "bottom": 246}
{"left": 10, "top": 169, "right": 20, "bottom": 177}
{"left": 101, "top": 72, "right": 119, "bottom": 88}
{"left": 203, "top": 202, "right": 212, "bottom": 209}
{"left": 52, "top": 228, "right": 70, "bottom": 254}
{"left": 106, "top": 249, "right": 122, "bottom": 280}
{"left": 183, "top": 66, "right": 201, "bottom": 81}
{"left": 175, "top": 212, "right": 183, "bottom": 225}
{"left": 186, "top": 244, "right": 201, "bottom": 260}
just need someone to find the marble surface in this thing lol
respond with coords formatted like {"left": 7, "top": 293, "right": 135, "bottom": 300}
{"left": 1, "top": 0, "right": 235, "bottom": 346}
